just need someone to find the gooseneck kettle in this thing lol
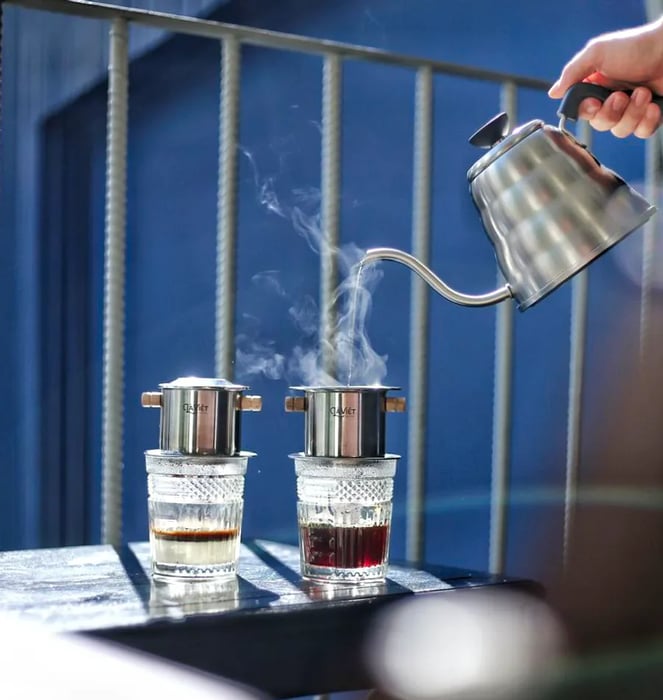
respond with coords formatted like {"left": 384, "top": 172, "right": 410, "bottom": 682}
{"left": 364, "top": 83, "right": 663, "bottom": 311}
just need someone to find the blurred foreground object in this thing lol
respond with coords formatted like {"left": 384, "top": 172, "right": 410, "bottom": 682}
{"left": 0, "top": 614, "right": 260, "bottom": 700}
{"left": 544, "top": 295, "right": 663, "bottom": 655}
{"left": 365, "top": 297, "right": 663, "bottom": 700}
{"left": 365, "top": 590, "right": 564, "bottom": 700}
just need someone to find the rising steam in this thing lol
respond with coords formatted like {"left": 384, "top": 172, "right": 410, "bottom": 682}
{"left": 236, "top": 149, "right": 387, "bottom": 386}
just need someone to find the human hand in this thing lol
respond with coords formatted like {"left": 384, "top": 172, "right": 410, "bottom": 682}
{"left": 548, "top": 18, "right": 663, "bottom": 138}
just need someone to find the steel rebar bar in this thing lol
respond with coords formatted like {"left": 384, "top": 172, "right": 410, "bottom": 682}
{"left": 101, "top": 17, "right": 129, "bottom": 547}
{"left": 406, "top": 65, "right": 433, "bottom": 564}
{"left": 215, "top": 36, "right": 241, "bottom": 378}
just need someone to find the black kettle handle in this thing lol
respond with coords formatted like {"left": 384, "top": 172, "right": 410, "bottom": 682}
{"left": 558, "top": 82, "right": 663, "bottom": 122}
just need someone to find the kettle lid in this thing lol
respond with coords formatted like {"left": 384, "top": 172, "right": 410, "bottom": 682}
{"left": 467, "top": 115, "right": 544, "bottom": 182}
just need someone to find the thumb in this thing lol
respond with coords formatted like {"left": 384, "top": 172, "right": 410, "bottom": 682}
{"left": 548, "top": 44, "right": 600, "bottom": 98}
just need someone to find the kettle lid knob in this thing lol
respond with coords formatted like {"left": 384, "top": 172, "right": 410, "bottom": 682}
{"left": 468, "top": 112, "right": 510, "bottom": 148}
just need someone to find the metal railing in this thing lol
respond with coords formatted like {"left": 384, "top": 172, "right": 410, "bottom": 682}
{"left": 6, "top": 0, "right": 653, "bottom": 572}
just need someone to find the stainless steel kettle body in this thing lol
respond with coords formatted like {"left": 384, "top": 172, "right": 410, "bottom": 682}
{"left": 364, "top": 83, "right": 661, "bottom": 311}
{"left": 468, "top": 117, "right": 655, "bottom": 309}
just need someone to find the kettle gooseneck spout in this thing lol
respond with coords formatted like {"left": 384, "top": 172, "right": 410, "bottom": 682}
{"left": 362, "top": 248, "right": 513, "bottom": 308}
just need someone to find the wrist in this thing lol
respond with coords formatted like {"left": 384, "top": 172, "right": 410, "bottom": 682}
{"left": 651, "top": 17, "right": 663, "bottom": 81}
{"left": 651, "top": 15, "right": 663, "bottom": 41}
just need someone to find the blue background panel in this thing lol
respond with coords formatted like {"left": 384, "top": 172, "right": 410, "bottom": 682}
{"left": 1, "top": 0, "right": 651, "bottom": 579}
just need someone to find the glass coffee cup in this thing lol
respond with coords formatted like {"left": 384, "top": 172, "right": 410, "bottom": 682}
{"left": 145, "top": 450, "right": 251, "bottom": 580}
{"left": 292, "top": 453, "right": 399, "bottom": 584}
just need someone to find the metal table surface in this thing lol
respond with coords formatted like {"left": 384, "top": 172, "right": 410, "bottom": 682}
{"left": 0, "top": 540, "right": 536, "bottom": 697}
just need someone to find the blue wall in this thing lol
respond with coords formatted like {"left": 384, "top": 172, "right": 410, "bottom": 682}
{"left": 2, "top": 0, "right": 651, "bottom": 578}
{"left": 0, "top": 0, "right": 220, "bottom": 548}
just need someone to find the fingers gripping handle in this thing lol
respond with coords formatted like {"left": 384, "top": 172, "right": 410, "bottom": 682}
{"left": 558, "top": 82, "right": 663, "bottom": 122}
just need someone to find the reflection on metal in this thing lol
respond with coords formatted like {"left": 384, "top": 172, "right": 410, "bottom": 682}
{"left": 406, "top": 66, "right": 433, "bottom": 564}
{"left": 488, "top": 82, "right": 516, "bottom": 576}
{"left": 320, "top": 53, "right": 342, "bottom": 375}
{"left": 563, "top": 121, "right": 591, "bottom": 568}
{"left": 101, "top": 17, "right": 129, "bottom": 547}
{"left": 216, "top": 36, "right": 241, "bottom": 378}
